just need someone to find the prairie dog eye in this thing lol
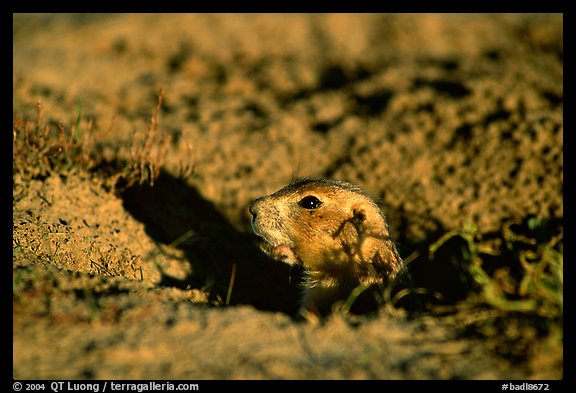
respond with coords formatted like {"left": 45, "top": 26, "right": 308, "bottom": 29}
{"left": 298, "top": 195, "right": 322, "bottom": 209}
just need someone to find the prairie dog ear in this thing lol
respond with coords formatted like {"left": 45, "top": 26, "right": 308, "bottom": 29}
{"left": 352, "top": 207, "right": 367, "bottom": 224}
{"left": 351, "top": 204, "right": 388, "bottom": 234}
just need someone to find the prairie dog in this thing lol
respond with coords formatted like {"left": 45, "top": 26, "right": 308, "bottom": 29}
{"left": 249, "top": 178, "right": 408, "bottom": 316}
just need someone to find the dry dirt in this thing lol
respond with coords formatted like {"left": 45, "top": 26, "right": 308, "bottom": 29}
{"left": 12, "top": 14, "right": 563, "bottom": 380}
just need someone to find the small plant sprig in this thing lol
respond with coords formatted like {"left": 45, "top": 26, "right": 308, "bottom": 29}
{"left": 430, "top": 220, "right": 563, "bottom": 320}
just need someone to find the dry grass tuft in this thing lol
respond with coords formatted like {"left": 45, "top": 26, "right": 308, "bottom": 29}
{"left": 13, "top": 101, "right": 95, "bottom": 181}
{"left": 114, "top": 89, "right": 171, "bottom": 190}
{"left": 13, "top": 90, "right": 173, "bottom": 192}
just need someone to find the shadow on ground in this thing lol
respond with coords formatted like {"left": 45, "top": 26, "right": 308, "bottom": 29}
{"left": 119, "top": 170, "right": 303, "bottom": 315}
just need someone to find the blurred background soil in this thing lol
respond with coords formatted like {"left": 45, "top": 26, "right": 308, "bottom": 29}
{"left": 13, "top": 14, "right": 563, "bottom": 380}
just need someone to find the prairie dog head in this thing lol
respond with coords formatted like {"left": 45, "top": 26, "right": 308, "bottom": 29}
{"left": 249, "top": 178, "right": 402, "bottom": 278}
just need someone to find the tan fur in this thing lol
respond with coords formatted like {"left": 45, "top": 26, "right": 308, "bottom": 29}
{"left": 249, "top": 178, "right": 404, "bottom": 315}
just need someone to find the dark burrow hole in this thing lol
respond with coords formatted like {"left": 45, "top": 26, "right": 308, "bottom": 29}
{"left": 115, "top": 171, "right": 459, "bottom": 317}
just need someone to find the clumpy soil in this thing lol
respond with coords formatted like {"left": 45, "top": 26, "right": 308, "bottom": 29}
{"left": 13, "top": 14, "right": 563, "bottom": 380}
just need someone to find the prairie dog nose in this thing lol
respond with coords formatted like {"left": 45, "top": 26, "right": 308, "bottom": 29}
{"left": 249, "top": 198, "right": 261, "bottom": 217}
